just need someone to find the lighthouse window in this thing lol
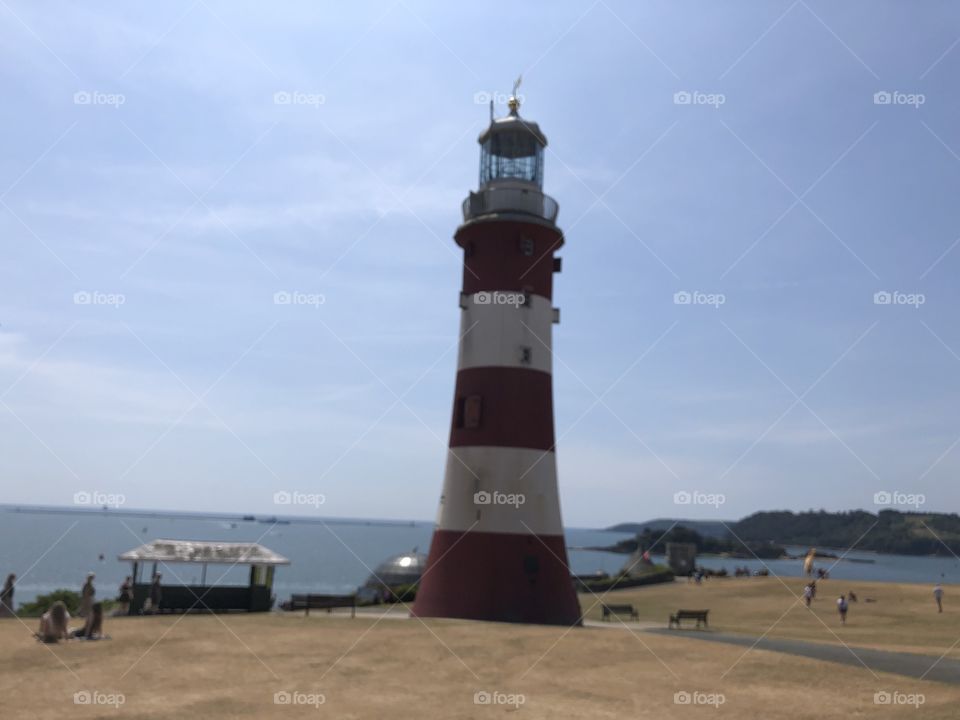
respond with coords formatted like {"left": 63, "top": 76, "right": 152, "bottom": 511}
{"left": 518, "top": 346, "right": 532, "bottom": 365}
{"left": 519, "top": 236, "right": 534, "bottom": 256}
{"left": 463, "top": 395, "right": 482, "bottom": 429}
{"left": 455, "top": 394, "right": 483, "bottom": 429}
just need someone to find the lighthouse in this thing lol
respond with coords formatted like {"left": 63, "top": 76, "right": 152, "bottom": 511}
{"left": 413, "top": 88, "right": 582, "bottom": 625}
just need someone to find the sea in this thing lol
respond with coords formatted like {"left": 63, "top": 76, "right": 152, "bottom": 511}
{"left": 2, "top": 506, "right": 959, "bottom": 607}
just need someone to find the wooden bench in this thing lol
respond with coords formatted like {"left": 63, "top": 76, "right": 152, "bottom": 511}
{"left": 669, "top": 609, "right": 709, "bottom": 629}
{"left": 601, "top": 603, "right": 639, "bottom": 622}
{"left": 287, "top": 594, "right": 357, "bottom": 618}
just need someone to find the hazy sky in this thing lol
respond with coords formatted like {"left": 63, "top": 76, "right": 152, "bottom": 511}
{"left": 2, "top": 1, "right": 959, "bottom": 528}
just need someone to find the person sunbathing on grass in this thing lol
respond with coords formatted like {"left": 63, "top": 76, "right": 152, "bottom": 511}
{"left": 71, "top": 602, "right": 106, "bottom": 640}
{"left": 37, "top": 601, "right": 71, "bottom": 643}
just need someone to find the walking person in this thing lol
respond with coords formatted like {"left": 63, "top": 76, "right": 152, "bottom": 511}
{"left": 837, "top": 594, "right": 849, "bottom": 625}
{"left": 117, "top": 576, "right": 133, "bottom": 616}
{"left": 803, "top": 583, "right": 813, "bottom": 607}
{"left": 80, "top": 573, "right": 96, "bottom": 618}
{"left": 0, "top": 574, "right": 15, "bottom": 617}
{"left": 934, "top": 583, "right": 944, "bottom": 613}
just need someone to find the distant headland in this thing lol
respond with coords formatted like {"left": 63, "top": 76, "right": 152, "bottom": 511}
{"left": 605, "top": 509, "right": 960, "bottom": 558}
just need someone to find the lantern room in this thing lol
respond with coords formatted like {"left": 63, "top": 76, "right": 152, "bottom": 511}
{"left": 478, "top": 95, "right": 547, "bottom": 189}
{"left": 463, "top": 89, "right": 558, "bottom": 224}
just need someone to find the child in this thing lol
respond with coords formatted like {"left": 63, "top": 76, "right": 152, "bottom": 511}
{"left": 837, "top": 594, "right": 848, "bottom": 625}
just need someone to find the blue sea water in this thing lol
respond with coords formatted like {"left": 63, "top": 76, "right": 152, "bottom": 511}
{"left": 1, "top": 507, "right": 958, "bottom": 607}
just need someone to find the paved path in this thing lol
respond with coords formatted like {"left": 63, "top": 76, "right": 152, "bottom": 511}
{"left": 646, "top": 628, "right": 960, "bottom": 685}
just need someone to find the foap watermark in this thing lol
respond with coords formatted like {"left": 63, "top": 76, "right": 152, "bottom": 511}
{"left": 473, "top": 291, "right": 526, "bottom": 308}
{"left": 74, "top": 90, "right": 125, "bottom": 108}
{"left": 474, "top": 490, "right": 525, "bottom": 508}
{"left": 874, "top": 690, "right": 925, "bottom": 708}
{"left": 674, "top": 490, "right": 725, "bottom": 509}
{"left": 274, "top": 290, "right": 325, "bottom": 308}
{"left": 74, "top": 690, "right": 125, "bottom": 709}
{"left": 674, "top": 90, "right": 725, "bottom": 108}
{"left": 74, "top": 290, "right": 125, "bottom": 308}
{"left": 674, "top": 290, "right": 725, "bottom": 308}
{"left": 273, "top": 491, "right": 325, "bottom": 509}
{"left": 874, "top": 491, "right": 925, "bottom": 509}
{"left": 674, "top": 690, "right": 725, "bottom": 707}
{"left": 74, "top": 490, "right": 126, "bottom": 508}
{"left": 874, "top": 290, "right": 924, "bottom": 308}
{"left": 473, "top": 690, "right": 525, "bottom": 708}
{"left": 473, "top": 90, "right": 525, "bottom": 106}
{"left": 273, "top": 691, "right": 326, "bottom": 709}
{"left": 873, "top": 91, "right": 925, "bottom": 108}
{"left": 273, "top": 90, "right": 325, "bottom": 108}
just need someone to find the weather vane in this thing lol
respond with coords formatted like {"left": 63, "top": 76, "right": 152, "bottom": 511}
{"left": 508, "top": 75, "right": 523, "bottom": 113}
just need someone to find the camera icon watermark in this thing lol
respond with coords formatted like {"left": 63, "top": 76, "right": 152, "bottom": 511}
{"left": 673, "top": 490, "right": 725, "bottom": 509}
{"left": 873, "top": 490, "right": 925, "bottom": 509}
{"left": 874, "top": 690, "right": 924, "bottom": 707}
{"left": 74, "top": 90, "right": 125, "bottom": 108}
{"left": 273, "top": 490, "right": 325, "bottom": 509}
{"left": 74, "top": 690, "right": 125, "bottom": 708}
{"left": 474, "top": 490, "right": 525, "bottom": 509}
{"left": 273, "top": 290, "right": 325, "bottom": 308}
{"left": 674, "top": 690, "right": 725, "bottom": 707}
{"left": 673, "top": 90, "right": 725, "bottom": 108}
{"left": 873, "top": 290, "right": 924, "bottom": 308}
{"left": 473, "top": 291, "right": 526, "bottom": 308}
{"left": 873, "top": 91, "right": 925, "bottom": 108}
{"left": 273, "top": 90, "right": 325, "bottom": 108}
{"left": 73, "top": 290, "right": 126, "bottom": 308}
{"left": 473, "top": 690, "right": 525, "bottom": 708}
{"left": 273, "top": 690, "right": 326, "bottom": 708}
{"left": 74, "top": 490, "right": 126, "bottom": 508}
{"left": 673, "top": 290, "right": 725, "bottom": 308}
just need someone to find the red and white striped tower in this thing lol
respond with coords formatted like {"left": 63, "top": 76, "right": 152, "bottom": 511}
{"left": 413, "top": 91, "right": 581, "bottom": 625}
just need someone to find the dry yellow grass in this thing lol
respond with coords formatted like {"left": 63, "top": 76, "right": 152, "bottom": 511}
{"left": 580, "top": 576, "right": 960, "bottom": 657}
{"left": 1, "top": 587, "right": 959, "bottom": 720}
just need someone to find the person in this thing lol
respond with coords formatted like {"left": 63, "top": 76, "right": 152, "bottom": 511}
{"left": 0, "top": 574, "right": 14, "bottom": 617}
{"left": 117, "top": 576, "right": 133, "bottom": 616}
{"left": 837, "top": 594, "right": 849, "bottom": 625}
{"left": 809, "top": 579, "right": 817, "bottom": 600}
{"left": 803, "top": 584, "right": 813, "bottom": 607}
{"left": 934, "top": 583, "right": 944, "bottom": 613}
{"left": 37, "top": 600, "right": 71, "bottom": 642}
{"left": 149, "top": 573, "right": 162, "bottom": 614}
{"left": 80, "top": 573, "right": 95, "bottom": 618}
{"left": 71, "top": 602, "right": 104, "bottom": 639}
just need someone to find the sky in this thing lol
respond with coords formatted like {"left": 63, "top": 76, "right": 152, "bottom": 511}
{"left": 1, "top": 1, "right": 959, "bottom": 528}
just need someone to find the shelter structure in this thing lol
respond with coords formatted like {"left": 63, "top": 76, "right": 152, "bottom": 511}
{"left": 118, "top": 539, "right": 289, "bottom": 613}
